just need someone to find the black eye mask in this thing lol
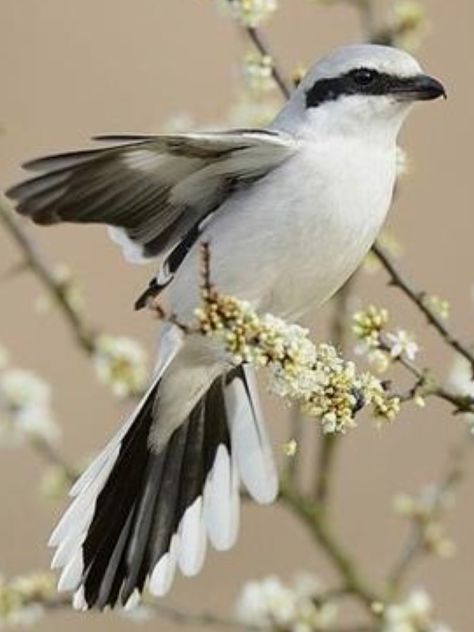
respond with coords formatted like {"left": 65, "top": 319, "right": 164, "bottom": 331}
{"left": 305, "top": 67, "right": 421, "bottom": 108}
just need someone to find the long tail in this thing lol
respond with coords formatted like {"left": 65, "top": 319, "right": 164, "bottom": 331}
{"left": 49, "top": 342, "right": 278, "bottom": 610}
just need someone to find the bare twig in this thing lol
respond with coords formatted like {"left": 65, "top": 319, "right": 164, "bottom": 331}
{"left": 0, "top": 196, "right": 97, "bottom": 354}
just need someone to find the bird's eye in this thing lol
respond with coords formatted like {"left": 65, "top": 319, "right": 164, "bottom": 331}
{"left": 350, "top": 68, "right": 378, "bottom": 86}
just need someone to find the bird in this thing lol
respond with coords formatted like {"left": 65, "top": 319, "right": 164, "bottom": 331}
{"left": 5, "top": 44, "right": 445, "bottom": 611}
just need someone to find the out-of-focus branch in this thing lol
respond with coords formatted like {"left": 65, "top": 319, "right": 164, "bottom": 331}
{"left": 315, "top": 276, "right": 356, "bottom": 504}
{"left": 28, "top": 595, "right": 250, "bottom": 630}
{"left": 373, "top": 243, "right": 474, "bottom": 374}
{"left": 279, "top": 478, "right": 381, "bottom": 614}
{"left": 0, "top": 195, "right": 97, "bottom": 354}
{"left": 29, "top": 437, "right": 78, "bottom": 484}
{"left": 386, "top": 439, "right": 470, "bottom": 595}
{"left": 31, "top": 593, "right": 374, "bottom": 632}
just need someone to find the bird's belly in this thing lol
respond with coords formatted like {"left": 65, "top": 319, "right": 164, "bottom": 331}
{"left": 169, "top": 144, "right": 395, "bottom": 322}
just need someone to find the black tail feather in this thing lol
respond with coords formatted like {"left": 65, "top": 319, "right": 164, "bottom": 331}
{"left": 81, "top": 373, "right": 230, "bottom": 609}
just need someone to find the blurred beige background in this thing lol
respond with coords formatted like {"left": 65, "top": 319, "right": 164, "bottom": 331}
{"left": 1, "top": 1, "right": 474, "bottom": 630}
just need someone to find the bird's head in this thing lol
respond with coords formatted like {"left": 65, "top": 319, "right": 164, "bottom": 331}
{"left": 274, "top": 44, "right": 446, "bottom": 140}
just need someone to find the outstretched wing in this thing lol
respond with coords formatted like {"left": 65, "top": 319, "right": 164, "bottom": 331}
{"left": 6, "top": 130, "right": 296, "bottom": 263}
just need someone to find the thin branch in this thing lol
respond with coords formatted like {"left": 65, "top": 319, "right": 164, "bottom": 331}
{"left": 373, "top": 243, "right": 474, "bottom": 375}
{"left": 378, "top": 335, "right": 474, "bottom": 415}
{"left": 0, "top": 196, "right": 97, "bottom": 354}
{"left": 244, "top": 26, "right": 291, "bottom": 98}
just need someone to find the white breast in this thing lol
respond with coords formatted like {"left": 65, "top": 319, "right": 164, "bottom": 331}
{"left": 169, "top": 136, "right": 397, "bottom": 321}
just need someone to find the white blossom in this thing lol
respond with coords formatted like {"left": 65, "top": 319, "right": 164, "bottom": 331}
{"left": 382, "top": 589, "right": 452, "bottom": 632}
{"left": 423, "top": 295, "right": 450, "bottom": 320}
{"left": 396, "top": 146, "right": 410, "bottom": 177}
{"left": 386, "top": 330, "right": 419, "bottom": 361}
{"left": 242, "top": 51, "right": 275, "bottom": 93}
{"left": 0, "top": 369, "right": 59, "bottom": 446}
{"left": 283, "top": 438, "right": 298, "bottom": 456}
{"left": 0, "top": 602, "right": 44, "bottom": 628}
{"left": 219, "top": 0, "right": 278, "bottom": 27}
{"left": 235, "top": 576, "right": 296, "bottom": 628}
{"left": 367, "top": 349, "right": 391, "bottom": 374}
{"left": 447, "top": 356, "right": 474, "bottom": 427}
{"left": 0, "top": 572, "right": 54, "bottom": 628}
{"left": 93, "top": 335, "right": 147, "bottom": 398}
{"left": 390, "top": 0, "right": 428, "bottom": 51}
{"left": 196, "top": 291, "right": 399, "bottom": 433}
{"left": 234, "top": 574, "right": 338, "bottom": 631}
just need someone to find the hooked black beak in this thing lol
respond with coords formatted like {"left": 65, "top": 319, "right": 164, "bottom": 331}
{"left": 393, "top": 74, "right": 447, "bottom": 102}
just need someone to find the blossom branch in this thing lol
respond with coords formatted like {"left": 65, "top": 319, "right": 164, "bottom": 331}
{"left": 243, "top": 26, "right": 291, "bottom": 98}
{"left": 377, "top": 333, "right": 474, "bottom": 415}
{"left": 373, "top": 242, "right": 474, "bottom": 376}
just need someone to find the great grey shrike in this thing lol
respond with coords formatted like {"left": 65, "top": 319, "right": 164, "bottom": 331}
{"left": 6, "top": 44, "right": 445, "bottom": 610}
